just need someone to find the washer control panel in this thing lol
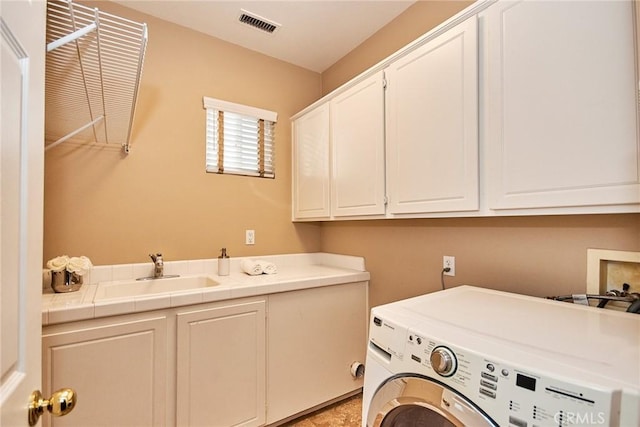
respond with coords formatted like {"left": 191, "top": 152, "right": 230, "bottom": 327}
{"left": 400, "top": 326, "right": 619, "bottom": 427}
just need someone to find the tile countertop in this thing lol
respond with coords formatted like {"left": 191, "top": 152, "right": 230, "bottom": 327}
{"left": 42, "top": 253, "right": 370, "bottom": 326}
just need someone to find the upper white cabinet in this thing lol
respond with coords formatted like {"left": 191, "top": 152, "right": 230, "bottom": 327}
{"left": 292, "top": 103, "right": 331, "bottom": 219}
{"left": 331, "top": 72, "right": 386, "bottom": 217}
{"left": 291, "top": 0, "right": 640, "bottom": 221}
{"left": 481, "top": 0, "right": 640, "bottom": 211}
{"left": 385, "top": 16, "right": 478, "bottom": 214}
{"left": 292, "top": 73, "right": 386, "bottom": 220}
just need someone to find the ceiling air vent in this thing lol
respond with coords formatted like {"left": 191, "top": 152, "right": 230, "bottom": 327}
{"left": 238, "top": 9, "right": 281, "bottom": 34}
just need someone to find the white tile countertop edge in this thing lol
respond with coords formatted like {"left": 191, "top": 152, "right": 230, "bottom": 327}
{"left": 42, "top": 252, "right": 370, "bottom": 325}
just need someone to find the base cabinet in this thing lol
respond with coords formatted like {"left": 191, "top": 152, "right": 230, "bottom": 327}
{"left": 176, "top": 300, "right": 266, "bottom": 427}
{"left": 42, "top": 315, "right": 169, "bottom": 427}
{"left": 42, "top": 298, "right": 265, "bottom": 427}
{"left": 42, "top": 284, "right": 367, "bottom": 427}
{"left": 266, "top": 282, "right": 368, "bottom": 425}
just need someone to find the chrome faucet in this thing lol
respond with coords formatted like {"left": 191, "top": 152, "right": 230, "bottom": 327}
{"left": 136, "top": 253, "right": 179, "bottom": 281}
{"left": 149, "top": 253, "right": 164, "bottom": 278}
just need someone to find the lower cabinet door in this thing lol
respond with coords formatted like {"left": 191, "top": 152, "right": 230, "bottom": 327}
{"left": 175, "top": 298, "right": 266, "bottom": 427}
{"left": 266, "top": 282, "right": 368, "bottom": 424}
{"left": 42, "top": 315, "right": 169, "bottom": 427}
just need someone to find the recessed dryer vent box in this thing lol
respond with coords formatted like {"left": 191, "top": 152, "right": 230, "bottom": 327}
{"left": 586, "top": 248, "right": 640, "bottom": 311}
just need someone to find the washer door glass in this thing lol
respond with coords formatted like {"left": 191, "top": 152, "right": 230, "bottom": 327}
{"left": 368, "top": 375, "right": 497, "bottom": 427}
{"left": 381, "top": 404, "right": 456, "bottom": 427}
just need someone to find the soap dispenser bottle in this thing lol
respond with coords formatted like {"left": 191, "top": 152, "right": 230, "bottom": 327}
{"left": 218, "top": 248, "right": 230, "bottom": 276}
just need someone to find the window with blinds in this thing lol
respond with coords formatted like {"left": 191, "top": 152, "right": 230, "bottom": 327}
{"left": 203, "top": 97, "right": 277, "bottom": 178}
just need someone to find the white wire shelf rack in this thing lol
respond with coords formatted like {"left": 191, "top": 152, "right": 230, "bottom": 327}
{"left": 45, "top": 0, "right": 148, "bottom": 154}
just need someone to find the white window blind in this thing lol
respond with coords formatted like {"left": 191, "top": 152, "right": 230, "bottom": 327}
{"left": 204, "top": 97, "right": 277, "bottom": 178}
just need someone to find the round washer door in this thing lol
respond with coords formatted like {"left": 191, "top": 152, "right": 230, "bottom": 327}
{"left": 367, "top": 375, "right": 498, "bottom": 427}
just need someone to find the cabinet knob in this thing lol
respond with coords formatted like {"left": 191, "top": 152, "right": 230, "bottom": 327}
{"left": 28, "top": 388, "right": 77, "bottom": 426}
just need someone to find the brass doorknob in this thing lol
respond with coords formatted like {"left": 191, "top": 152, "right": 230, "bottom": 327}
{"left": 28, "top": 388, "right": 77, "bottom": 426}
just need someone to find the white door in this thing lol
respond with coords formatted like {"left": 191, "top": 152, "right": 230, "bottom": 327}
{"left": 0, "top": 0, "right": 46, "bottom": 426}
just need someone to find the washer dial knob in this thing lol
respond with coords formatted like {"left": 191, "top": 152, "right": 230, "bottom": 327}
{"left": 430, "top": 346, "right": 457, "bottom": 377}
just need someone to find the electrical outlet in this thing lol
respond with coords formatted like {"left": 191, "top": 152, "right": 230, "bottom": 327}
{"left": 245, "top": 229, "right": 255, "bottom": 245}
{"left": 443, "top": 256, "right": 455, "bottom": 276}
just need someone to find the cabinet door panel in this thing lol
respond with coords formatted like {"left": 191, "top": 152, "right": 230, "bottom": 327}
{"left": 42, "top": 317, "right": 168, "bottom": 427}
{"left": 483, "top": 0, "right": 639, "bottom": 209}
{"left": 386, "top": 16, "right": 478, "bottom": 214}
{"left": 331, "top": 72, "right": 386, "bottom": 216}
{"left": 292, "top": 104, "right": 330, "bottom": 219}
{"left": 176, "top": 299, "right": 266, "bottom": 427}
{"left": 267, "top": 282, "right": 367, "bottom": 424}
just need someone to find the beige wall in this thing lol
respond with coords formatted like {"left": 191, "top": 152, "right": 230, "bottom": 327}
{"left": 319, "top": 1, "right": 640, "bottom": 307}
{"left": 43, "top": 1, "right": 323, "bottom": 265}
{"left": 44, "top": 1, "right": 640, "bottom": 308}
{"left": 321, "top": 215, "right": 640, "bottom": 308}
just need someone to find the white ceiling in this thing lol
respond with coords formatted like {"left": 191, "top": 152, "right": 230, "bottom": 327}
{"left": 111, "top": 1, "right": 417, "bottom": 72}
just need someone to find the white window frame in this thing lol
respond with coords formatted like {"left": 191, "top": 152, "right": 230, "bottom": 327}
{"left": 203, "top": 96, "right": 277, "bottom": 178}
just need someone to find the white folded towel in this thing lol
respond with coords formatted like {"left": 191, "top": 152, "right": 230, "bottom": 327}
{"left": 256, "top": 260, "right": 277, "bottom": 275}
{"left": 241, "top": 259, "right": 263, "bottom": 276}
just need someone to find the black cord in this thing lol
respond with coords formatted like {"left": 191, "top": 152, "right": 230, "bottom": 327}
{"left": 441, "top": 267, "right": 451, "bottom": 290}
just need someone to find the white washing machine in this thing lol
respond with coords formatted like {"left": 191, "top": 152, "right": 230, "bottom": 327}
{"left": 363, "top": 285, "right": 640, "bottom": 427}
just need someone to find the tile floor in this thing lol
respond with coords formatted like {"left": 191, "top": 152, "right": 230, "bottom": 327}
{"left": 285, "top": 393, "right": 362, "bottom": 427}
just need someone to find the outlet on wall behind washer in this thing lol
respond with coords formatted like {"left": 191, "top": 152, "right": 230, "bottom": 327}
{"left": 443, "top": 256, "right": 455, "bottom": 276}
